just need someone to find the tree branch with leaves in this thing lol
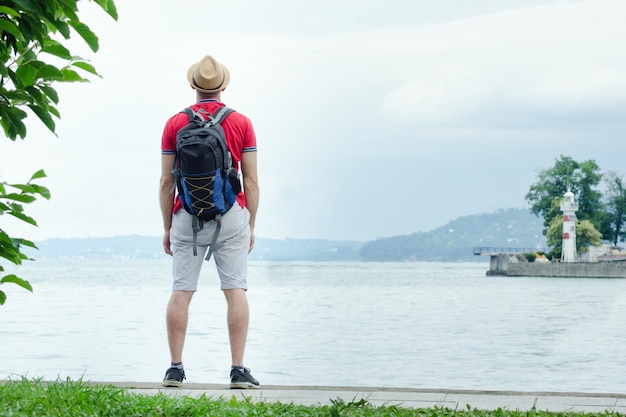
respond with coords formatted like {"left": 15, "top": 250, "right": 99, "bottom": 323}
{"left": 0, "top": 0, "right": 117, "bottom": 305}
{"left": 601, "top": 171, "right": 626, "bottom": 246}
{"left": 525, "top": 155, "right": 604, "bottom": 235}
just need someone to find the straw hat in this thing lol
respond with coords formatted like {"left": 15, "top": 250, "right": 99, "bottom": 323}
{"left": 186, "top": 55, "right": 230, "bottom": 93}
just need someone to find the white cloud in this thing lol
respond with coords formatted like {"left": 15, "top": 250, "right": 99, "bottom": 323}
{"left": 379, "top": 0, "right": 626, "bottom": 128}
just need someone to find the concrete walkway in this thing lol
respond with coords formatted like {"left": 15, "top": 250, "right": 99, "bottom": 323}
{"left": 105, "top": 382, "right": 626, "bottom": 413}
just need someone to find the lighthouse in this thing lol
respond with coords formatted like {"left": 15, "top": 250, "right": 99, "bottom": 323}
{"left": 560, "top": 189, "right": 578, "bottom": 262}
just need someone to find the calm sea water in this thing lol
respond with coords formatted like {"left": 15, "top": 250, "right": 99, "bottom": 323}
{"left": 1, "top": 259, "right": 625, "bottom": 393}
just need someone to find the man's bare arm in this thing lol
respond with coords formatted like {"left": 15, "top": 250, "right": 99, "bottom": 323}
{"left": 241, "top": 151, "right": 259, "bottom": 252}
{"left": 160, "top": 153, "right": 176, "bottom": 255}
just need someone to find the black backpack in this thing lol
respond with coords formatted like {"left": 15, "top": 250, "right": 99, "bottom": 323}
{"left": 171, "top": 106, "right": 242, "bottom": 261}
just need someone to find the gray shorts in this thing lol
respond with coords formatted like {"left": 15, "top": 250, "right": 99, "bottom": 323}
{"left": 170, "top": 204, "right": 250, "bottom": 291}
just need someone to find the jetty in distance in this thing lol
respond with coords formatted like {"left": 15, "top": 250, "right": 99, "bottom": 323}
{"left": 473, "top": 246, "right": 626, "bottom": 278}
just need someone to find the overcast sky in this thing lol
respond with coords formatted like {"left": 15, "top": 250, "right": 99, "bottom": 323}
{"left": 1, "top": 0, "right": 625, "bottom": 242}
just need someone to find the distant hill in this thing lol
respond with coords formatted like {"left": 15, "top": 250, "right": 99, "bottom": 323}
{"left": 29, "top": 208, "right": 545, "bottom": 262}
{"left": 359, "top": 208, "right": 546, "bottom": 261}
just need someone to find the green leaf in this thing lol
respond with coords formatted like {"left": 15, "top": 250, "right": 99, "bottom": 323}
{"left": 20, "top": 239, "right": 37, "bottom": 250}
{"left": 4, "top": 90, "right": 32, "bottom": 104}
{"left": 4, "top": 182, "right": 50, "bottom": 199}
{"left": 0, "top": 6, "right": 20, "bottom": 18}
{"left": 3, "top": 106, "right": 28, "bottom": 139}
{"left": 48, "top": 105, "right": 60, "bottom": 118}
{"left": 19, "top": 49, "right": 38, "bottom": 65}
{"left": 41, "top": 40, "right": 72, "bottom": 60}
{"left": 29, "top": 184, "right": 51, "bottom": 200}
{"left": 0, "top": 17, "right": 23, "bottom": 40}
{"left": 69, "top": 21, "right": 99, "bottom": 52}
{"left": 7, "top": 106, "right": 27, "bottom": 120}
{"left": 60, "top": 68, "right": 87, "bottom": 82}
{"left": 15, "top": 63, "right": 39, "bottom": 87}
{"left": 24, "top": 86, "right": 47, "bottom": 108}
{"left": 0, "top": 290, "right": 5, "bottom": 305}
{"left": 52, "top": 19, "right": 71, "bottom": 39}
{"left": 1, "top": 193, "right": 37, "bottom": 203}
{"left": 8, "top": 210, "right": 38, "bottom": 226}
{"left": 6, "top": 201, "right": 24, "bottom": 213}
{"left": 30, "top": 169, "right": 47, "bottom": 181}
{"left": 6, "top": 183, "right": 35, "bottom": 193}
{"left": 37, "top": 64, "right": 65, "bottom": 81}
{"left": 41, "top": 86, "right": 59, "bottom": 104}
{"left": 58, "top": 0, "right": 79, "bottom": 20}
{"left": 1, "top": 274, "right": 34, "bottom": 292}
{"left": 105, "top": 0, "right": 119, "bottom": 20}
{"left": 92, "top": 0, "right": 119, "bottom": 20}
{"left": 7, "top": 67, "right": 20, "bottom": 88}
{"left": 72, "top": 61, "right": 100, "bottom": 76}
{"left": 0, "top": 240, "right": 24, "bottom": 264}
{"left": 28, "top": 103, "right": 57, "bottom": 133}
{"left": 10, "top": 0, "right": 40, "bottom": 13}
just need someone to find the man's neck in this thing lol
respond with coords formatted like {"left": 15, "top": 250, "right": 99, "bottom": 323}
{"left": 196, "top": 92, "right": 221, "bottom": 101}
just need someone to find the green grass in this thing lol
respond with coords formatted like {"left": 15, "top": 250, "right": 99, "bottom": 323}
{"left": 0, "top": 378, "right": 622, "bottom": 417}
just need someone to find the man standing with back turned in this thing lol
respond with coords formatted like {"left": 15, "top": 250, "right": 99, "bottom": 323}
{"left": 159, "top": 55, "right": 260, "bottom": 389}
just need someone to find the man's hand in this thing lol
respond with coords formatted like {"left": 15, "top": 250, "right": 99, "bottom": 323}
{"left": 163, "top": 229, "right": 173, "bottom": 256}
{"left": 249, "top": 228, "right": 255, "bottom": 253}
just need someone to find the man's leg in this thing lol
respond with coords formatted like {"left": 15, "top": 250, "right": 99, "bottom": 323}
{"left": 223, "top": 288, "right": 249, "bottom": 366}
{"left": 166, "top": 290, "right": 194, "bottom": 363}
{"left": 215, "top": 206, "right": 258, "bottom": 388}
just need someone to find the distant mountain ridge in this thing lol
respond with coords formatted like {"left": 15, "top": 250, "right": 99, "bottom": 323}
{"left": 360, "top": 208, "right": 546, "bottom": 261}
{"left": 30, "top": 208, "right": 545, "bottom": 262}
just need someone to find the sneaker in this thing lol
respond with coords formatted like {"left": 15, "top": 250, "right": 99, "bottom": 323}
{"left": 230, "top": 367, "right": 260, "bottom": 389}
{"left": 162, "top": 367, "right": 186, "bottom": 387}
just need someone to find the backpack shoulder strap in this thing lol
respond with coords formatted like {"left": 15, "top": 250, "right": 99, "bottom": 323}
{"left": 210, "top": 106, "right": 235, "bottom": 168}
{"left": 181, "top": 107, "right": 196, "bottom": 122}
{"left": 182, "top": 107, "right": 219, "bottom": 123}
{"left": 209, "top": 106, "right": 234, "bottom": 125}
{"left": 181, "top": 106, "right": 233, "bottom": 124}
